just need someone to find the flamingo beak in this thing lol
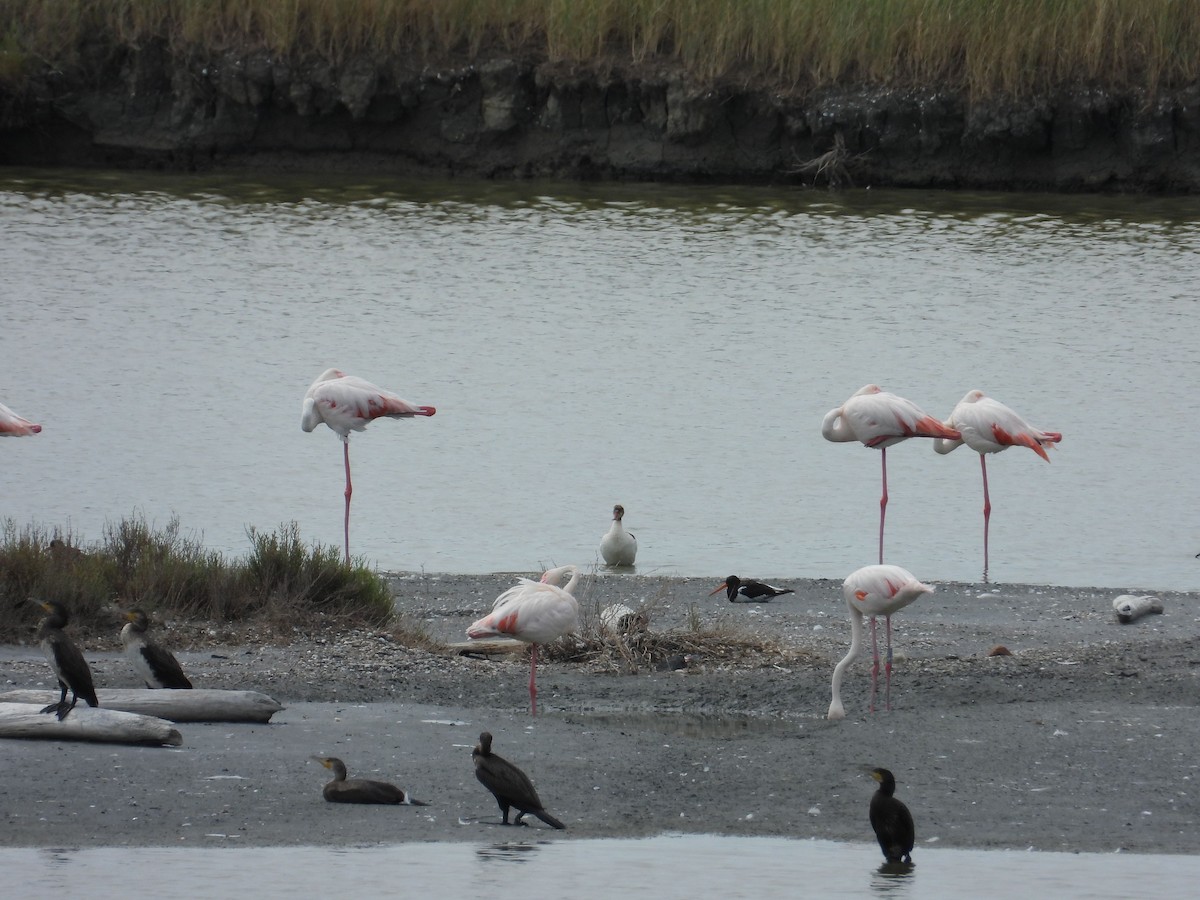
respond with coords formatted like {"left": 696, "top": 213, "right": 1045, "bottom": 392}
{"left": 708, "top": 583, "right": 728, "bottom": 596}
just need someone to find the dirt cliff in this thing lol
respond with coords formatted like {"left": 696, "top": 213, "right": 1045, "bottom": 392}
{"left": 3, "top": 41, "right": 1197, "bottom": 191}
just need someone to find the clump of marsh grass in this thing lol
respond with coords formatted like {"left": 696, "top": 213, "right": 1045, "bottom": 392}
{"left": 244, "top": 522, "right": 394, "bottom": 626}
{"left": 0, "top": 515, "right": 396, "bottom": 642}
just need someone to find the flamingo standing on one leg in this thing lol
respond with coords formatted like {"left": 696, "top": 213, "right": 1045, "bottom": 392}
{"left": 822, "top": 385, "right": 960, "bottom": 564}
{"left": 301, "top": 368, "right": 435, "bottom": 564}
{"left": 933, "top": 390, "right": 1062, "bottom": 581}
{"left": 828, "top": 564, "right": 933, "bottom": 720}
{"left": 0, "top": 401, "right": 41, "bottom": 436}
{"left": 467, "top": 565, "right": 581, "bottom": 716}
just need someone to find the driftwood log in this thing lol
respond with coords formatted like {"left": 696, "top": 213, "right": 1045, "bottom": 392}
{"left": 1112, "top": 595, "right": 1164, "bottom": 624}
{"left": 448, "top": 638, "right": 526, "bottom": 658}
{"left": 0, "top": 702, "right": 182, "bottom": 745}
{"left": 0, "top": 688, "right": 283, "bottom": 723}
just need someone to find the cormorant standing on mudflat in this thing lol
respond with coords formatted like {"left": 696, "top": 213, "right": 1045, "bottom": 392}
{"left": 473, "top": 732, "right": 565, "bottom": 829}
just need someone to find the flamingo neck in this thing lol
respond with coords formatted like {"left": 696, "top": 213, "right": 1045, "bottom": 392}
{"left": 828, "top": 607, "right": 863, "bottom": 719}
{"left": 561, "top": 567, "right": 581, "bottom": 595}
{"left": 932, "top": 434, "right": 963, "bottom": 455}
{"left": 821, "top": 408, "right": 856, "bottom": 443}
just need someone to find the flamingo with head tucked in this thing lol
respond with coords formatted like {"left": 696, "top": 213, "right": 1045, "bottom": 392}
{"left": 0, "top": 401, "right": 41, "bottom": 436}
{"left": 301, "top": 368, "right": 435, "bottom": 564}
{"left": 828, "top": 564, "right": 933, "bottom": 720}
{"left": 822, "top": 385, "right": 959, "bottom": 564}
{"left": 468, "top": 565, "right": 581, "bottom": 716}
{"left": 934, "top": 390, "right": 1061, "bottom": 581}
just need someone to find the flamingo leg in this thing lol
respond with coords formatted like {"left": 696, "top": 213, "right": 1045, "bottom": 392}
{"left": 343, "top": 441, "right": 353, "bottom": 565}
{"left": 529, "top": 644, "right": 539, "bottom": 717}
{"left": 869, "top": 615, "right": 880, "bottom": 713}
{"left": 884, "top": 614, "right": 894, "bottom": 711}
{"left": 878, "top": 447, "right": 888, "bottom": 565}
{"left": 980, "top": 454, "right": 992, "bottom": 582}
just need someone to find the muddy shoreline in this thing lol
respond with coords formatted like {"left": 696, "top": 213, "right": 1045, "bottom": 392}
{"left": 3, "top": 44, "right": 1198, "bottom": 192}
{"left": 1, "top": 574, "right": 1197, "bottom": 853}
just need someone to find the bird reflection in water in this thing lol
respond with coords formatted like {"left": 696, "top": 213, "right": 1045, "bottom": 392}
{"left": 870, "top": 859, "right": 916, "bottom": 894}
{"left": 475, "top": 842, "right": 548, "bottom": 864}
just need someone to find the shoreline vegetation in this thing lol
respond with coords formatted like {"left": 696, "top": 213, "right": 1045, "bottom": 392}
{"left": 0, "top": 516, "right": 781, "bottom": 670}
{"left": 2, "top": 0, "right": 1198, "bottom": 100}
{"left": 0, "top": 516, "right": 396, "bottom": 642}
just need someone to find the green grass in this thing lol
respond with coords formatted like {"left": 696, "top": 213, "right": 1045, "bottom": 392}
{"left": 0, "top": 1, "right": 1196, "bottom": 98}
{"left": 0, "top": 516, "right": 395, "bottom": 642}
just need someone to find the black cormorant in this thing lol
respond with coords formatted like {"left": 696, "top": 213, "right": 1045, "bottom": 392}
{"left": 473, "top": 732, "right": 565, "bottom": 829}
{"left": 37, "top": 599, "right": 99, "bottom": 720}
{"left": 315, "top": 756, "right": 428, "bottom": 805}
{"left": 121, "top": 608, "right": 193, "bottom": 689}
{"left": 869, "top": 767, "right": 915, "bottom": 864}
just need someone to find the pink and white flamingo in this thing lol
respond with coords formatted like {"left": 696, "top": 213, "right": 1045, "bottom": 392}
{"left": 301, "top": 368, "right": 435, "bottom": 563}
{"left": 0, "top": 401, "right": 41, "bottom": 436}
{"left": 828, "top": 564, "right": 933, "bottom": 720}
{"left": 934, "top": 390, "right": 1061, "bottom": 581}
{"left": 822, "top": 385, "right": 959, "bottom": 564}
{"left": 468, "top": 565, "right": 581, "bottom": 716}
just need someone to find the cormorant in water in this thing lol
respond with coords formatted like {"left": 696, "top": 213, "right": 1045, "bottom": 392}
{"left": 869, "top": 767, "right": 915, "bottom": 864}
{"left": 37, "top": 599, "right": 99, "bottom": 720}
{"left": 473, "top": 732, "right": 565, "bottom": 829}
{"left": 314, "top": 757, "right": 428, "bottom": 805}
{"left": 121, "top": 608, "right": 193, "bottom": 689}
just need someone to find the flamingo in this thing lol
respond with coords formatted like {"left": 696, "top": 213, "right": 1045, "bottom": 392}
{"left": 827, "top": 564, "right": 933, "bottom": 720}
{"left": 599, "top": 503, "right": 637, "bottom": 566}
{"left": 301, "top": 368, "right": 435, "bottom": 564}
{"left": 822, "top": 385, "right": 959, "bottom": 564}
{"left": 467, "top": 564, "right": 581, "bottom": 716}
{"left": 0, "top": 401, "right": 41, "bottom": 436}
{"left": 708, "top": 575, "right": 794, "bottom": 602}
{"left": 933, "top": 390, "right": 1062, "bottom": 581}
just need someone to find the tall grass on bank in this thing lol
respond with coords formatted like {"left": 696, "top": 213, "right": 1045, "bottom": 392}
{"left": 1, "top": 1, "right": 1198, "bottom": 98}
{"left": 0, "top": 516, "right": 394, "bottom": 641}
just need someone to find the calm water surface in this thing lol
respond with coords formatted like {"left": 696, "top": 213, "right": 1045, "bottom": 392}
{"left": 2, "top": 169, "right": 1199, "bottom": 589}
{"left": 5, "top": 836, "right": 1199, "bottom": 899}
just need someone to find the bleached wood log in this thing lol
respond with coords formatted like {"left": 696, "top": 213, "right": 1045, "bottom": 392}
{"left": 0, "top": 702, "right": 182, "bottom": 746}
{"left": 448, "top": 638, "right": 526, "bottom": 657}
{"left": 0, "top": 689, "right": 283, "bottom": 723}
{"left": 1113, "top": 594, "right": 1164, "bottom": 624}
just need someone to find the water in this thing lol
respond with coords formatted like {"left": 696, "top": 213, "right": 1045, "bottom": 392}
{"left": 2, "top": 169, "right": 1199, "bottom": 589}
{"left": 5, "top": 836, "right": 1199, "bottom": 899}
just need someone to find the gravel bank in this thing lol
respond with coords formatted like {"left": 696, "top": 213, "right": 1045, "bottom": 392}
{"left": 1, "top": 573, "right": 1196, "bottom": 853}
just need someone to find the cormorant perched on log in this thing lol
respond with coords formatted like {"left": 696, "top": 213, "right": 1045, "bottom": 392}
{"left": 37, "top": 599, "right": 99, "bottom": 720}
{"left": 869, "top": 767, "right": 915, "bottom": 864}
{"left": 708, "top": 575, "right": 795, "bottom": 602}
{"left": 472, "top": 731, "right": 565, "bottom": 829}
{"left": 121, "top": 608, "right": 193, "bottom": 689}
{"left": 314, "top": 757, "right": 428, "bottom": 805}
